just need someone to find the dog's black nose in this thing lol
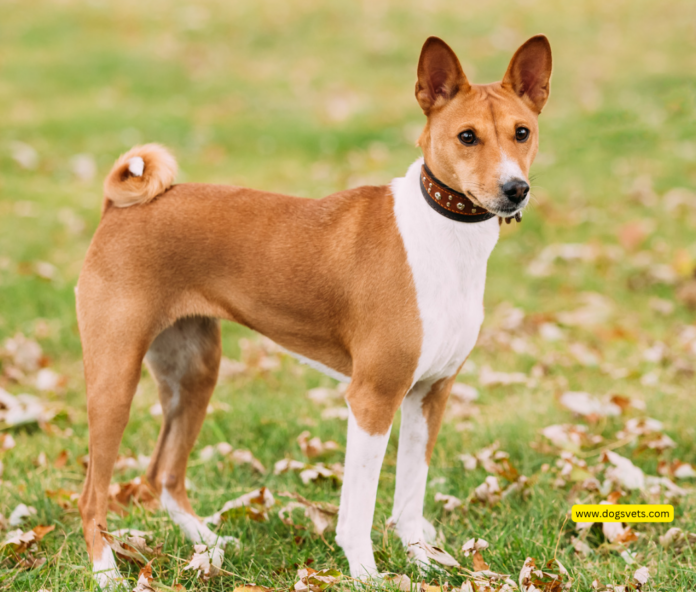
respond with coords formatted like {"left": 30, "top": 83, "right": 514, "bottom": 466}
{"left": 501, "top": 179, "right": 529, "bottom": 204}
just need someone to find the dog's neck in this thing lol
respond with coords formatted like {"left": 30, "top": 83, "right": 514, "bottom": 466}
{"left": 419, "top": 163, "right": 496, "bottom": 224}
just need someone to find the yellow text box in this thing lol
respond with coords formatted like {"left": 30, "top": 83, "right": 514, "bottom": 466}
{"left": 572, "top": 504, "right": 674, "bottom": 523}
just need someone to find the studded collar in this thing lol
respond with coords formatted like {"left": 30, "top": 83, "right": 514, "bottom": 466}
{"left": 419, "top": 163, "right": 496, "bottom": 223}
{"left": 419, "top": 164, "right": 522, "bottom": 225}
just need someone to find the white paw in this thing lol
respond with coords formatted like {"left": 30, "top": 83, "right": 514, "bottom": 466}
{"left": 220, "top": 534, "right": 240, "bottom": 549}
{"left": 406, "top": 543, "right": 431, "bottom": 570}
{"left": 93, "top": 544, "right": 126, "bottom": 590}
{"left": 420, "top": 517, "right": 437, "bottom": 544}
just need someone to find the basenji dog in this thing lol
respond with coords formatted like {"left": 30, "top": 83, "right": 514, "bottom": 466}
{"left": 77, "top": 35, "right": 552, "bottom": 588}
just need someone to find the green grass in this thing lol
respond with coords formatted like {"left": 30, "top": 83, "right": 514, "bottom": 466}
{"left": 2, "top": 0, "right": 696, "bottom": 589}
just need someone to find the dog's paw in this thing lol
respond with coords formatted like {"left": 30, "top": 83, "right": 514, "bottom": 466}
{"left": 93, "top": 545, "right": 127, "bottom": 590}
{"left": 420, "top": 517, "right": 437, "bottom": 544}
{"left": 406, "top": 542, "right": 431, "bottom": 570}
{"left": 220, "top": 534, "right": 240, "bottom": 549}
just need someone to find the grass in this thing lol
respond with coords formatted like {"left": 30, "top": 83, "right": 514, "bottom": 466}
{"left": 1, "top": 0, "right": 696, "bottom": 589}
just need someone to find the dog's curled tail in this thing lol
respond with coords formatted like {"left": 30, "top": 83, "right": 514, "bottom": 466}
{"left": 103, "top": 144, "right": 178, "bottom": 208}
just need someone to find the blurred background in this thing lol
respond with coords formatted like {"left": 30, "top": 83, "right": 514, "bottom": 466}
{"left": 1, "top": 0, "right": 696, "bottom": 590}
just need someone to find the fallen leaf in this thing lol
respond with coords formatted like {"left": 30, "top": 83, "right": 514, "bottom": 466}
{"left": 541, "top": 424, "right": 602, "bottom": 452}
{"left": 1, "top": 524, "right": 54, "bottom": 554}
{"left": 601, "top": 452, "right": 646, "bottom": 490}
{"left": 204, "top": 487, "right": 275, "bottom": 525}
{"left": 479, "top": 366, "right": 528, "bottom": 387}
{"left": 294, "top": 567, "right": 342, "bottom": 592}
{"left": 45, "top": 488, "right": 80, "bottom": 510}
{"left": 519, "top": 556, "right": 571, "bottom": 591}
{"left": 274, "top": 459, "right": 343, "bottom": 484}
{"left": 570, "top": 535, "right": 593, "bottom": 557}
{"left": 217, "top": 357, "right": 248, "bottom": 381}
{"left": 306, "top": 387, "right": 342, "bottom": 406}
{"left": 559, "top": 391, "right": 622, "bottom": 420}
{"left": 277, "top": 491, "right": 338, "bottom": 536}
{"left": 8, "top": 503, "right": 37, "bottom": 527}
{"left": 53, "top": 450, "right": 69, "bottom": 468}
{"left": 381, "top": 574, "right": 411, "bottom": 591}
{"left": 184, "top": 544, "right": 222, "bottom": 581}
{"left": 659, "top": 527, "right": 696, "bottom": 551}
{"left": 434, "top": 492, "right": 464, "bottom": 512}
{"left": 199, "top": 443, "right": 266, "bottom": 474}
{"left": 133, "top": 561, "right": 156, "bottom": 592}
{"left": 105, "top": 529, "right": 158, "bottom": 564}
{"left": 408, "top": 541, "right": 460, "bottom": 568}
{"left": 633, "top": 566, "right": 649, "bottom": 587}
{"left": 472, "top": 476, "right": 501, "bottom": 505}
{"left": 297, "top": 431, "right": 340, "bottom": 459}
{"left": 0, "top": 391, "right": 56, "bottom": 428}
{"left": 556, "top": 292, "right": 614, "bottom": 327}
{"left": 107, "top": 477, "right": 159, "bottom": 514}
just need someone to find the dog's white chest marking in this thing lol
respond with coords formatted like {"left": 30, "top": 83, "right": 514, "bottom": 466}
{"left": 392, "top": 158, "right": 499, "bottom": 384}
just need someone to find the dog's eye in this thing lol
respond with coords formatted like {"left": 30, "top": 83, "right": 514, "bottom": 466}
{"left": 458, "top": 130, "right": 477, "bottom": 145}
{"left": 515, "top": 127, "right": 530, "bottom": 142}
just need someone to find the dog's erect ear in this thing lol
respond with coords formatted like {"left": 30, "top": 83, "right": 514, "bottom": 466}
{"left": 502, "top": 35, "right": 552, "bottom": 113}
{"left": 416, "top": 37, "right": 470, "bottom": 114}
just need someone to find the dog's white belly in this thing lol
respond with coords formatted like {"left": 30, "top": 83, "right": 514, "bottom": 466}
{"left": 392, "top": 158, "right": 499, "bottom": 385}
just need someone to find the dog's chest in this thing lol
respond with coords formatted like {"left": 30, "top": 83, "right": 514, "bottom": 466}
{"left": 392, "top": 160, "right": 499, "bottom": 384}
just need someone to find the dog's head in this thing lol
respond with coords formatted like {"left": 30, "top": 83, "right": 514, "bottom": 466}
{"left": 416, "top": 35, "right": 552, "bottom": 217}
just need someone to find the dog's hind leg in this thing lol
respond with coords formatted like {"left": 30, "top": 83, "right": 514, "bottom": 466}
{"left": 78, "top": 317, "right": 152, "bottom": 590}
{"left": 144, "top": 317, "right": 230, "bottom": 561}
{"left": 390, "top": 375, "right": 455, "bottom": 566}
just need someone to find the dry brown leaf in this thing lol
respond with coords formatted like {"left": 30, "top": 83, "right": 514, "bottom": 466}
{"left": 519, "top": 556, "right": 571, "bottom": 591}
{"left": 659, "top": 527, "right": 696, "bottom": 551}
{"left": 0, "top": 433, "right": 16, "bottom": 451}
{"left": 297, "top": 431, "right": 340, "bottom": 459}
{"left": 434, "top": 492, "right": 464, "bottom": 512}
{"left": 479, "top": 366, "right": 528, "bottom": 387}
{"left": 408, "top": 541, "right": 460, "bottom": 568}
{"left": 294, "top": 567, "right": 342, "bottom": 592}
{"left": 8, "top": 503, "right": 37, "bottom": 527}
{"left": 277, "top": 491, "right": 338, "bottom": 536}
{"left": 618, "top": 221, "right": 653, "bottom": 251}
{"left": 114, "top": 454, "right": 151, "bottom": 473}
{"left": 184, "top": 543, "right": 222, "bottom": 581}
{"left": 677, "top": 280, "right": 696, "bottom": 309}
{"left": 53, "top": 450, "right": 69, "bottom": 468}
{"left": 46, "top": 488, "right": 80, "bottom": 510}
{"left": 658, "top": 459, "right": 696, "bottom": 479}
{"left": 133, "top": 561, "right": 156, "bottom": 592}
{"left": 107, "top": 477, "right": 159, "bottom": 514}
{"left": 274, "top": 458, "right": 343, "bottom": 484}
{"left": 381, "top": 574, "right": 411, "bottom": 591}
{"left": 601, "top": 451, "right": 646, "bottom": 490}
{"left": 204, "top": 487, "right": 275, "bottom": 525}
{"left": 199, "top": 443, "right": 267, "bottom": 474}
{"left": 0, "top": 390, "right": 56, "bottom": 428}
{"left": 541, "top": 424, "right": 602, "bottom": 452}
{"left": 472, "top": 551, "right": 489, "bottom": 571}
{"left": 472, "top": 476, "right": 501, "bottom": 505}
{"left": 2, "top": 524, "right": 54, "bottom": 554}
{"left": 559, "top": 392, "right": 622, "bottom": 421}
{"left": 105, "top": 529, "right": 158, "bottom": 564}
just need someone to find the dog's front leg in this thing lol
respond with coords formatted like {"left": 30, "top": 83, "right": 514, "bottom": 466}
{"left": 390, "top": 376, "right": 454, "bottom": 566}
{"left": 336, "top": 378, "right": 405, "bottom": 579}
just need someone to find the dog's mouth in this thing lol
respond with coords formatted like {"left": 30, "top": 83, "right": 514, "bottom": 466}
{"left": 467, "top": 191, "right": 528, "bottom": 218}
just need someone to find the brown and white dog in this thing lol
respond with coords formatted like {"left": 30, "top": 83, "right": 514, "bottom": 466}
{"left": 77, "top": 36, "right": 551, "bottom": 588}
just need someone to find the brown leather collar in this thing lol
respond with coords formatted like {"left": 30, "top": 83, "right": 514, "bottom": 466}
{"left": 419, "top": 163, "right": 521, "bottom": 225}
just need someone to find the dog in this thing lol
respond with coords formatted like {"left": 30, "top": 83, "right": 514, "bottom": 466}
{"left": 77, "top": 35, "right": 552, "bottom": 588}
